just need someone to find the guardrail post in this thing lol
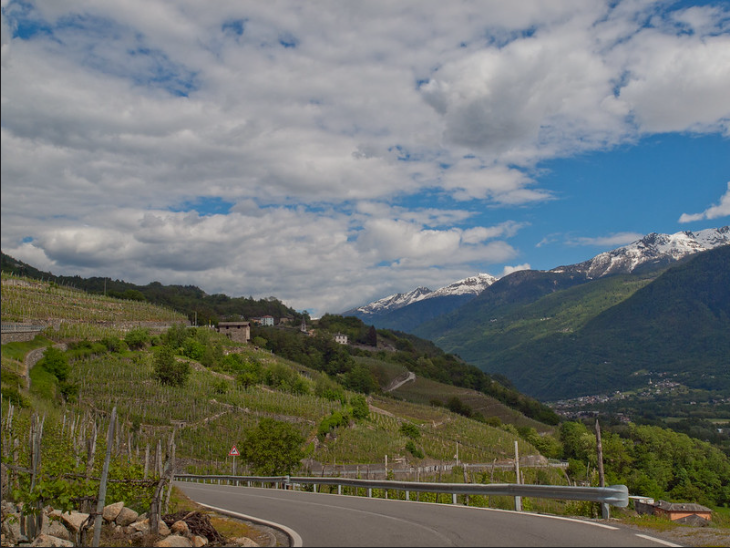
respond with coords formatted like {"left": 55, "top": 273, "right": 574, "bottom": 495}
{"left": 406, "top": 490, "right": 410, "bottom": 501}
{"left": 368, "top": 488, "right": 372, "bottom": 498}
{"left": 452, "top": 494, "right": 456, "bottom": 504}
{"left": 338, "top": 485, "right": 342, "bottom": 495}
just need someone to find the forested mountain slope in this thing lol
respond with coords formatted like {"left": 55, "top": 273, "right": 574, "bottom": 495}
{"left": 416, "top": 246, "right": 730, "bottom": 401}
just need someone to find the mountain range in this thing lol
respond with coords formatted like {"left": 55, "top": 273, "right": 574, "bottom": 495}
{"left": 345, "top": 227, "right": 730, "bottom": 401}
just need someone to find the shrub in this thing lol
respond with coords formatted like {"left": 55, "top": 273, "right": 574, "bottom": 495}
{"left": 350, "top": 394, "right": 369, "bottom": 420}
{"left": 39, "top": 347, "right": 69, "bottom": 382}
{"left": 125, "top": 328, "right": 150, "bottom": 350}
{"left": 153, "top": 345, "right": 190, "bottom": 386}
{"left": 400, "top": 422, "right": 421, "bottom": 439}
{"left": 406, "top": 440, "right": 424, "bottom": 459}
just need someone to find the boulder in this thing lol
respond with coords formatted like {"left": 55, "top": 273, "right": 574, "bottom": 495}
{"left": 131, "top": 518, "right": 171, "bottom": 536}
{"left": 154, "top": 534, "right": 193, "bottom": 547}
{"left": 171, "top": 520, "right": 190, "bottom": 536}
{"left": 60, "top": 511, "right": 90, "bottom": 533}
{"left": 115, "top": 507, "right": 139, "bottom": 526}
{"left": 103, "top": 501, "right": 125, "bottom": 522}
{"left": 41, "top": 516, "right": 71, "bottom": 541}
{"left": 30, "top": 533, "right": 74, "bottom": 547}
{"left": 1, "top": 511, "right": 21, "bottom": 542}
{"left": 192, "top": 535, "right": 209, "bottom": 547}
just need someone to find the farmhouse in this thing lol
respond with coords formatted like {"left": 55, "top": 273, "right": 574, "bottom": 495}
{"left": 216, "top": 321, "right": 251, "bottom": 343}
{"left": 334, "top": 332, "right": 348, "bottom": 345}
{"left": 634, "top": 498, "right": 712, "bottom": 522}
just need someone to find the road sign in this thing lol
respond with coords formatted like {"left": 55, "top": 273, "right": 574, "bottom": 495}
{"left": 229, "top": 445, "right": 240, "bottom": 457}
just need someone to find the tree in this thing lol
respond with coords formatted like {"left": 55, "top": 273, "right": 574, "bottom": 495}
{"left": 124, "top": 328, "right": 150, "bottom": 350}
{"left": 350, "top": 394, "right": 369, "bottom": 420}
{"left": 343, "top": 365, "right": 378, "bottom": 394}
{"left": 153, "top": 345, "right": 190, "bottom": 386}
{"left": 40, "top": 347, "right": 69, "bottom": 382}
{"left": 241, "top": 418, "right": 305, "bottom": 475}
{"left": 365, "top": 325, "right": 377, "bottom": 347}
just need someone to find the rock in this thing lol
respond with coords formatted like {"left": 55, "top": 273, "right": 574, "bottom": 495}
{"left": 115, "top": 507, "right": 139, "bottom": 526}
{"left": 30, "top": 533, "right": 74, "bottom": 547}
{"left": 60, "top": 511, "right": 90, "bottom": 533}
{"left": 1, "top": 511, "right": 21, "bottom": 542}
{"left": 41, "top": 516, "right": 71, "bottom": 541}
{"left": 192, "top": 535, "right": 208, "bottom": 547}
{"left": 103, "top": 501, "right": 125, "bottom": 522}
{"left": 171, "top": 520, "right": 190, "bottom": 536}
{"left": 130, "top": 519, "right": 150, "bottom": 533}
{"left": 154, "top": 534, "right": 193, "bottom": 547}
{"left": 230, "top": 537, "right": 260, "bottom": 547}
{"left": 131, "top": 518, "right": 171, "bottom": 536}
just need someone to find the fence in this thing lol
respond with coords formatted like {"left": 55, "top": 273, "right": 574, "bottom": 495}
{"left": 174, "top": 473, "right": 629, "bottom": 516}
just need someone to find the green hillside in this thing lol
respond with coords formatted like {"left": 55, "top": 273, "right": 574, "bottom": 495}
{"left": 415, "top": 246, "right": 730, "bottom": 402}
{"left": 3, "top": 271, "right": 730, "bottom": 520}
{"left": 1, "top": 251, "right": 305, "bottom": 326}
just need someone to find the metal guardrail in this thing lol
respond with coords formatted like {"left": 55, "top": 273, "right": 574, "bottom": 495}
{"left": 174, "top": 473, "right": 629, "bottom": 508}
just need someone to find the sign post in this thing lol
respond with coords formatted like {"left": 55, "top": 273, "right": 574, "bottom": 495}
{"left": 229, "top": 445, "right": 240, "bottom": 476}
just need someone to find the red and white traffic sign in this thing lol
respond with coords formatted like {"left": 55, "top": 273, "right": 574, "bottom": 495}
{"left": 229, "top": 445, "right": 240, "bottom": 456}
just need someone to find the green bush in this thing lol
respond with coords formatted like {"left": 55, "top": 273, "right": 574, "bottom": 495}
{"left": 124, "top": 328, "right": 150, "bottom": 350}
{"left": 153, "top": 345, "right": 190, "bottom": 386}
{"left": 405, "top": 440, "right": 424, "bottom": 459}
{"left": 350, "top": 394, "right": 369, "bottom": 420}
{"left": 39, "top": 347, "right": 69, "bottom": 382}
{"left": 400, "top": 422, "right": 421, "bottom": 439}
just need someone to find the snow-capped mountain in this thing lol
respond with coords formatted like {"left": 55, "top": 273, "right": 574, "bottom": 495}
{"left": 353, "top": 286, "right": 433, "bottom": 316}
{"left": 428, "top": 273, "right": 498, "bottom": 299}
{"left": 551, "top": 226, "right": 730, "bottom": 278}
{"left": 348, "top": 226, "right": 728, "bottom": 323}
{"left": 351, "top": 273, "right": 498, "bottom": 317}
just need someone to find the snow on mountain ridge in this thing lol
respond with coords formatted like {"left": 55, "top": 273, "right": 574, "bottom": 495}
{"left": 429, "top": 273, "right": 498, "bottom": 298}
{"left": 352, "top": 227, "right": 728, "bottom": 316}
{"left": 354, "top": 273, "right": 498, "bottom": 316}
{"left": 355, "top": 286, "right": 433, "bottom": 315}
{"left": 552, "top": 226, "right": 729, "bottom": 278}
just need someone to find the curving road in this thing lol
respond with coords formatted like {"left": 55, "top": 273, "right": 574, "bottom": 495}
{"left": 175, "top": 481, "right": 683, "bottom": 547}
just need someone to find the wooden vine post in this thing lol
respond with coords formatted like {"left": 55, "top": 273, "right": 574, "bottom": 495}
{"left": 92, "top": 406, "right": 117, "bottom": 548}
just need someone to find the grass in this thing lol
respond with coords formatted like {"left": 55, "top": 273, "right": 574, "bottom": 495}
{"left": 388, "top": 376, "right": 554, "bottom": 433}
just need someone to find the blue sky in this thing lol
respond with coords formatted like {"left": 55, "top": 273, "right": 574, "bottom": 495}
{"left": 1, "top": 0, "right": 729, "bottom": 317}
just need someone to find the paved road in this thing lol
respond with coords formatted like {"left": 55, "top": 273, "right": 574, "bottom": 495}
{"left": 175, "top": 481, "right": 683, "bottom": 547}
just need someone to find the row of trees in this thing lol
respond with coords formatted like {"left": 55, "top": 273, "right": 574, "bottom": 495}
{"left": 559, "top": 420, "right": 730, "bottom": 507}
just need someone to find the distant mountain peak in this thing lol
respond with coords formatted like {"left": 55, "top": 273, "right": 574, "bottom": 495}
{"left": 351, "top": 273, "right": 498, "bottom": 316}
{"left": 551, "top": 226, "right": 729, "bottom": 278}
{"left": 354, "top": 286, "right": 433, "bottom": 316}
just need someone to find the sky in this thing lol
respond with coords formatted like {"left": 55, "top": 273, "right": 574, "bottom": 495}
{"left": 1, "top": 0, "right": 729, "bottom": 318}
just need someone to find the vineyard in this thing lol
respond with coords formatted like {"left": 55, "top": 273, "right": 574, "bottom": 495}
{"left": 1, "top": 273, "right": 588, "bottom": 531}
{"left": 1, "top": 272, "right": 186, "bottom": 324}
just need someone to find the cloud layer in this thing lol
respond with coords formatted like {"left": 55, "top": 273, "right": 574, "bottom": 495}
{"left": 2, "top": 0, "right": 729, "bottom": 315}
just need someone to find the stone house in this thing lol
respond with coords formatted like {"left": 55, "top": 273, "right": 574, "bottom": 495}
{"left": 216, "top": 321, "right": 251, "bottom": 343}
{"left": 334, "top": 332, "right": 348, "bottom": 345}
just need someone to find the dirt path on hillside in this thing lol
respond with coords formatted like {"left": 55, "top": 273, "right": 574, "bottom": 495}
{"left": 384, "top": 371, "right": 416, "bottom": 392}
